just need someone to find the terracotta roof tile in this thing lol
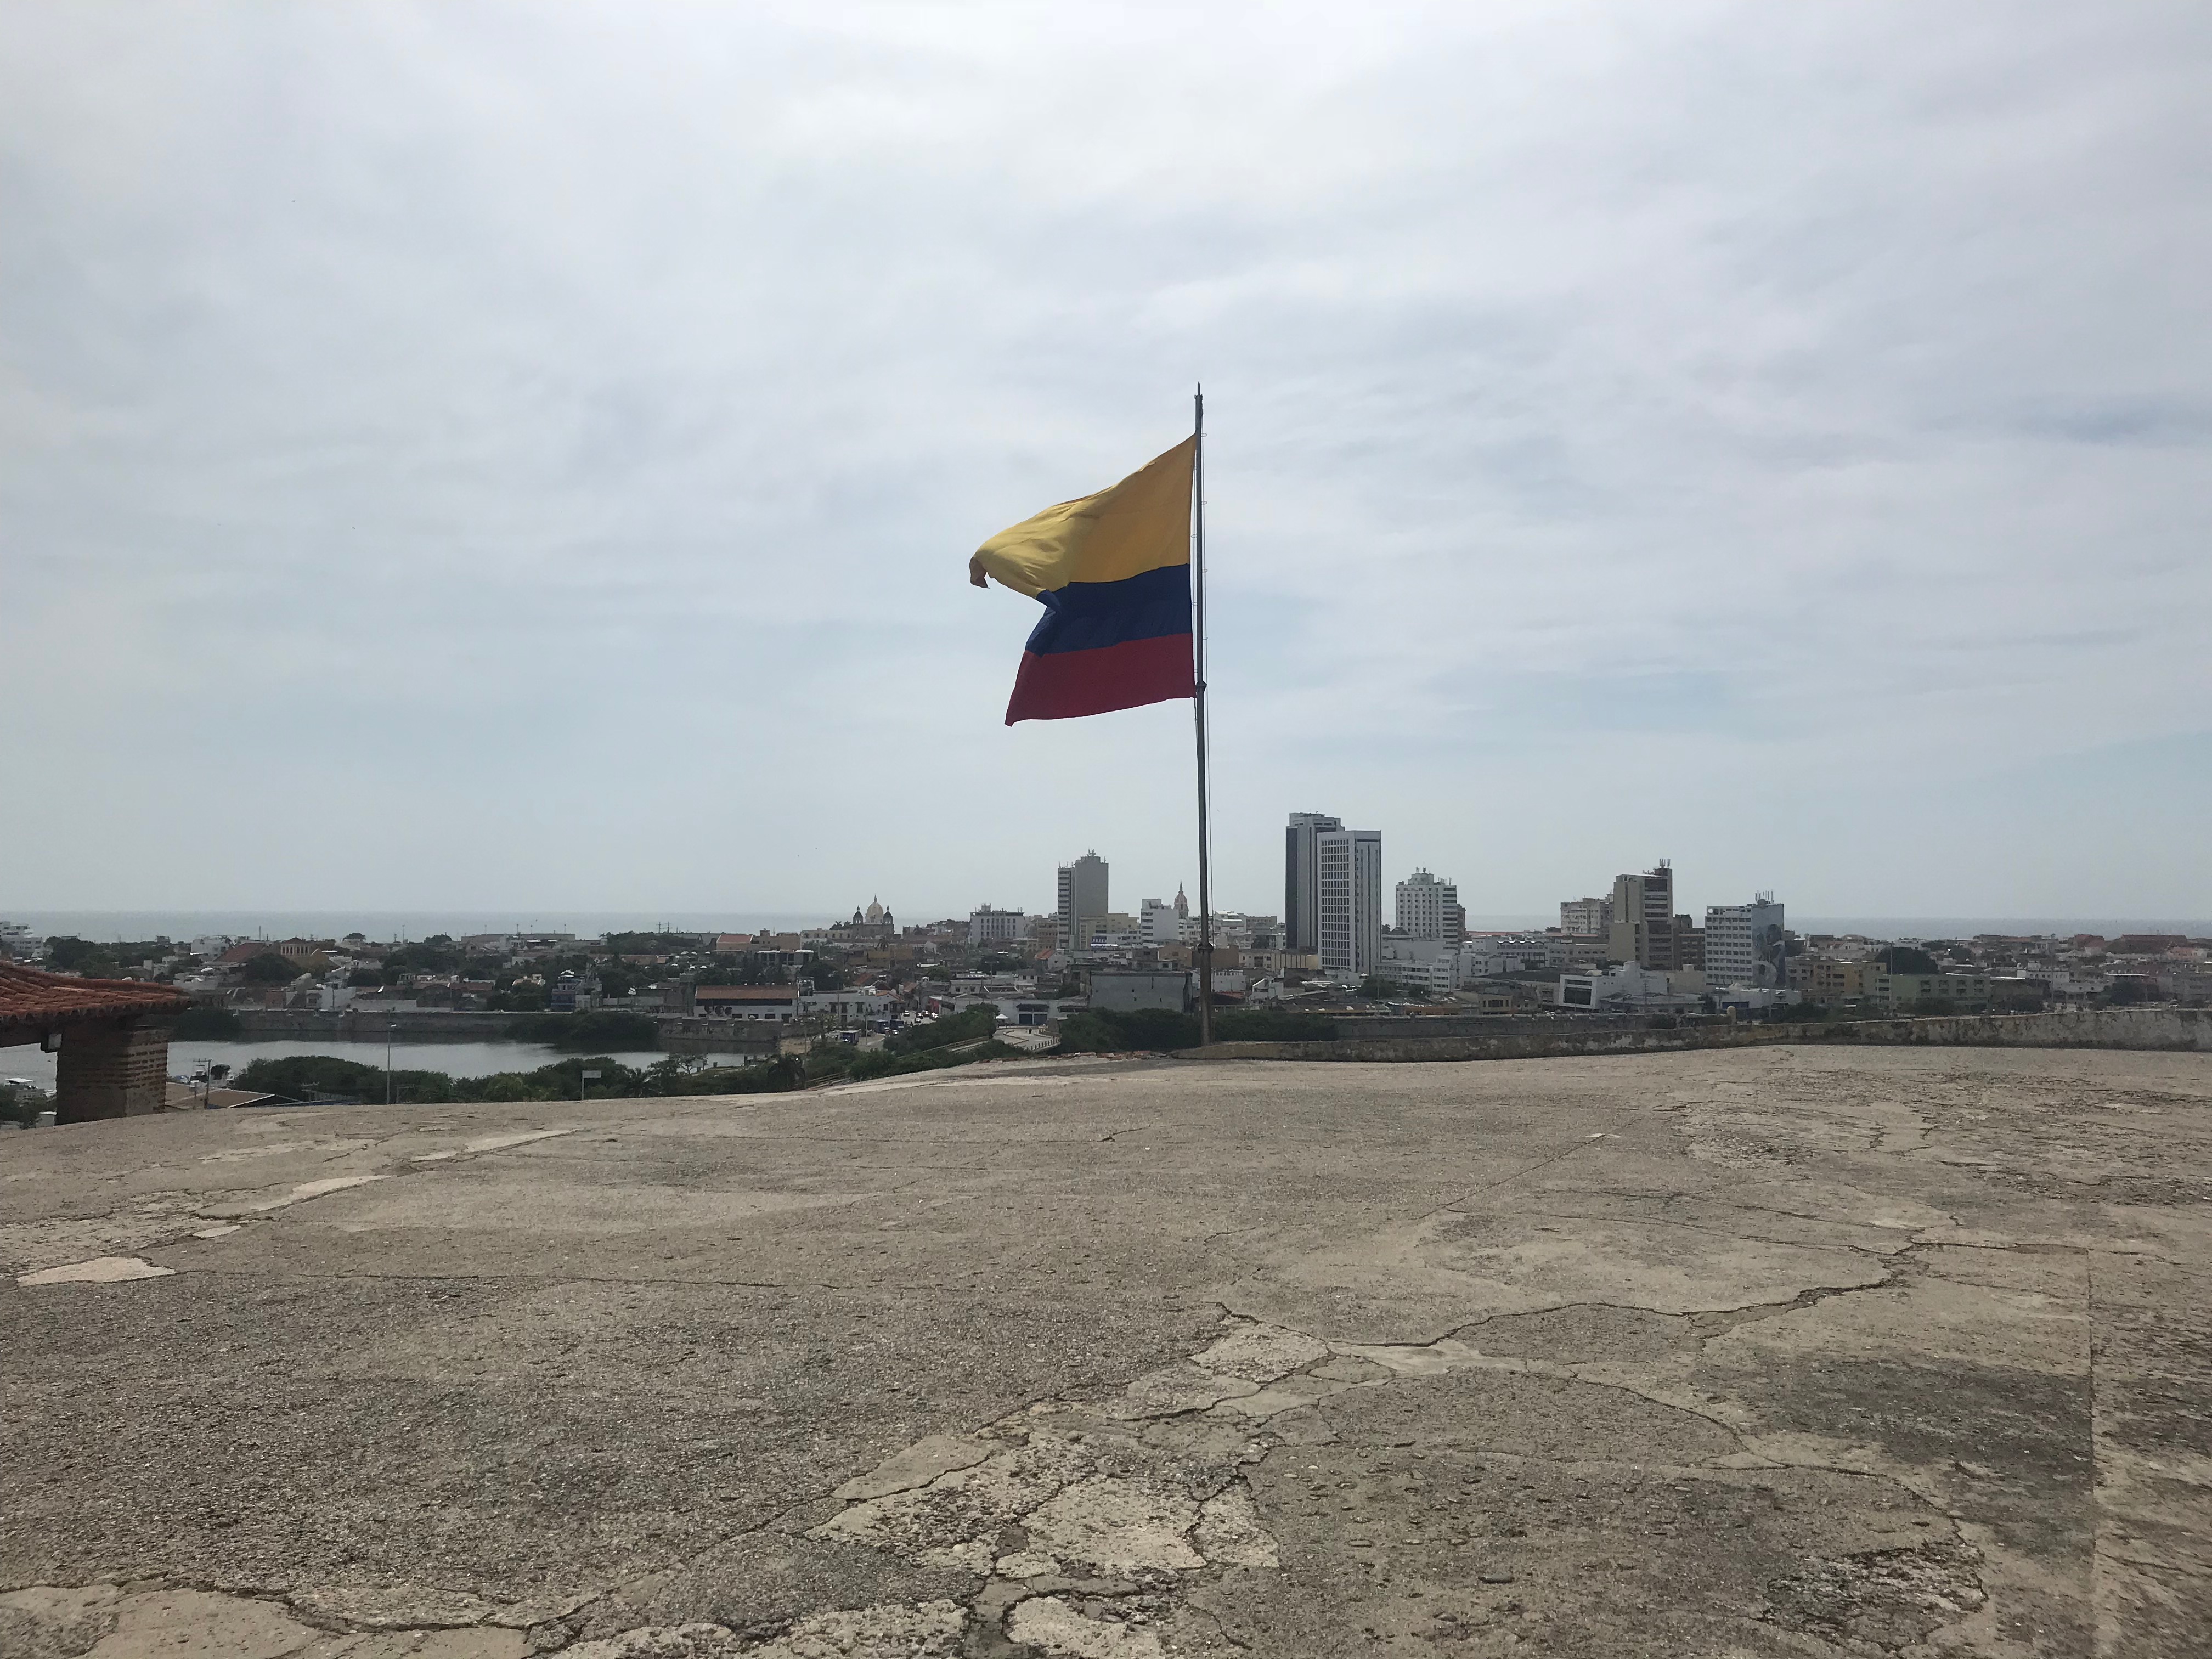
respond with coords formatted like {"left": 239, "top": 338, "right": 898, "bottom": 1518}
{"left": 0, "top": 962, "right": 192, "bottom": 1024}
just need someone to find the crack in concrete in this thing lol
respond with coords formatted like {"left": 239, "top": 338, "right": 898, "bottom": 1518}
{"left": 153, "top": 1266, "right": 1188, "bottom": 1302}
{"left": 1494, "top": 1203, "right": 1916, "bottom": 1265}
{"left": 1410, "top": 1123, "right": 1625, "bottom": 1226}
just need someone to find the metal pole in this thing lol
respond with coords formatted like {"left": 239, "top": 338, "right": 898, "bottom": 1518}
{"left": 1193, "top": 386, "right": 1215, "bottom": 1046}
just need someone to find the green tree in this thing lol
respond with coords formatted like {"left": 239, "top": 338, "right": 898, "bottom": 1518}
{"left": 241, "top": 953, "right": 300, "bottom": 984}
{"left": 232, "top": 1054, "right": 455, "bottom": 1103}
{"left": 382, "top": 939, "right": 464, "bottom": 975}
{"left": 887, "top": 1007, "right": 1000, "bottom": 1054}
{"left": 44, "top": 936, "right": 161, "bottom": 978}
{"left": 470, "top": 1073, "right": 541, "bottom": 1102}
{"left": 1, "top": 1080, "right": 50, "bottom": 1128}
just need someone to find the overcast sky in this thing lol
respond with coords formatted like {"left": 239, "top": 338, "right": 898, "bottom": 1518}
{"left": 4, "top": 2, "right": 2208, "bottom": 925}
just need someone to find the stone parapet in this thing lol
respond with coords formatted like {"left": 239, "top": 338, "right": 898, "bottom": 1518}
{"left": 1181, "top": 1007, "right": 2211, "bottom": 1063}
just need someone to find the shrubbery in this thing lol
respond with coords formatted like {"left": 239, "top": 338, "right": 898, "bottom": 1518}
{"left": 230, "top": 1049, "right": 810, "bottom": 1104}
{"left": 885, "top": 1006, "right": 1000, "bottom": 1055}
{"left": 232, "top": 1054, "right": 436, "bottom": 1102}
{"left": 219, "top": 1011, "right": 1040, "bottom": 1109}
{"left": 1, "top": 1080, "right": 49, "bottom": 1129}
{"left": 805, "top": 1033, "right": 1017, "bottom": 1084}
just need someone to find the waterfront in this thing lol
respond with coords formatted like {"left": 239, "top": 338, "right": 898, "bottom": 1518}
{"left": 0, "top": 1039, "right": 770, "bottom": 1094}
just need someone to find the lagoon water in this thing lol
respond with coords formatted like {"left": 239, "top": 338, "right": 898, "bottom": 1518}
{"left": 1, "top": 1039, "right": 768, "bottom": 1093}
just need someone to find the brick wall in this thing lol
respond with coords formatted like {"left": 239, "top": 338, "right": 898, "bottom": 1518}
{"left": 54, "top": 1019, "right": 176, "bottom": 1123}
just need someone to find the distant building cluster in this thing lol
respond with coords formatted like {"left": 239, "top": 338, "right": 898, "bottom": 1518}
{"left": 2, "top": 834, "right": 2204, "bottom": 1057}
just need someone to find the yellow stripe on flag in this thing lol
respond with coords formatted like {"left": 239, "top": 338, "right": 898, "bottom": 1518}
{"left": 969, "top": 436, "right": 1195, "bottom": 597}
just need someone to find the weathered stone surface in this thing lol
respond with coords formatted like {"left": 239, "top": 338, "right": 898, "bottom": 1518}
{"left": 1, "top": 1046, "right": 2207, "bottom": 1656}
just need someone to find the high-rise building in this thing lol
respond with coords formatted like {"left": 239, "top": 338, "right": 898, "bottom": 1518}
{"left": 1606, "top": 862, "right": 1678, "bottom": 970}
{"left": 1317, "top": 828, "right": 1383, "bottom": 980}
{"left": 1057, "top": 853, "right": 1109, "bottom": 951}
{"left": 1395, "top": 870, "right": 1459, "bottom": 941}
{"left": 1559, "top": 896, "right": 1612, "bottom": 938}
{"left": 1705, "top": 897, "right": 1786, "bottom": 987}
{"left": 1139, "top": 898, "right": 1182, "bottom": 947}
{"left": 1284, "top": 812, "right": 1343, "bottom": 953}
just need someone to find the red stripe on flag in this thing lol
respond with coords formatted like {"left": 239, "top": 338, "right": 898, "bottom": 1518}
{"left": 1005, "top": 632, "right": 1194, "bottom": 725}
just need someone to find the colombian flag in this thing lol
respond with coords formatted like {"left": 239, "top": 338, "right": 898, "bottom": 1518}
{"left": 969, "top": 437, "right": 1195, "bottom": 725}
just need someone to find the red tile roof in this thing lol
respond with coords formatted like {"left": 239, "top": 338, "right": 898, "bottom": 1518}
{"left": 0, "top": 962, "right": 192, "bottom": 1024}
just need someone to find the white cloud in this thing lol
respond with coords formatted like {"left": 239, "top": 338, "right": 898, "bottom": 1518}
{"left": 2, "top": 1, "right": 2207, "bottom": 921}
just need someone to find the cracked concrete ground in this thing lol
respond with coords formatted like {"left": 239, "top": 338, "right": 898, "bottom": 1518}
{"left": 2, "top": 1047, "right": 2208, "bottom": 1657}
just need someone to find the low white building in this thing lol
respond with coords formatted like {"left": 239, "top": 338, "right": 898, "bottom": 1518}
{"left": 1375, "top": 934, "right": 1460, "bottom": 997}
{"left": 967, "top": 906, "right": 1026, "bottom": 946}
{"left": 1714, "top": 984, "right": 1800, "bottom": 1013}
{"left": 802, "top": 990, "right": 900, "bottom": 1024}
{"left": 1463, "top": 934, "right": 1567, "bottom": 977}
{"left": 1556, "top": 964, "right": 1694, "bottom": 1012}
{"left": 930, "top": 995, "right": 1088, "bottom": 1028}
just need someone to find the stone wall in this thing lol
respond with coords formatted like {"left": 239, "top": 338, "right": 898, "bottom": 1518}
{"left": 1329, "top": 1013, "right": 1667, "bottom": 1042}
{"left": 236, "top": 1009, "right": 537, "bottom": 1041}
{"left": 1808, "top": 1007, "right": 2210, "bottom": 1051}
{"left": 53, "top": 1020, "right": 176, "bottom": 1122}
{"left": 1183, "top": 1007, "right": 2211, "bottom": 1064}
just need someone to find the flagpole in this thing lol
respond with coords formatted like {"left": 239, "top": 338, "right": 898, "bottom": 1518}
{"left": 1193, "top": 386, "right": 1214, "bottom": 1046}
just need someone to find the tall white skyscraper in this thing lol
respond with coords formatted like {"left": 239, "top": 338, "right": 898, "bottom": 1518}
{"left": 1057, "top": 853, "right": 1109, "bottom": 949}
{"left": 1705, "top": 897, "right": 1786, "bottom": 986}
{"left": 1284, "top": 812, "right": 1342, "bottom": 953}
{"left": 1317, "top": 828, "right": 1383, "bottom": 980}
{"left": 1395, "top": 869, "right": 1459, "bottom": 941}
